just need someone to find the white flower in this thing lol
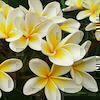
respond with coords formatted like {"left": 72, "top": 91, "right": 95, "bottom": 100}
{"left": 70, "top": 56, "right": 99, "bottom": 92}
{"left": 60, "top": 41, "right": 100, "bottom": 92}
{"left": 0, "top": 2, "right": 25, "bottom": 42}
{"left": 23, "top": 58, "right": 82, "bottom": 100}
{"left": 9, "top": 12, "right": 53, "bottom": 52}
{"left": 41, "top": 24, "right": 86, "bottom": 66}
{"left": 77, "top": 0, "right": 100, "bottom": 22}
{"left": 0, "top": 58, "right": 23, "bottom": 98}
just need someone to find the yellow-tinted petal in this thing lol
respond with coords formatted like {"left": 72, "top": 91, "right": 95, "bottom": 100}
{"left": 5, "top": 29, "right": 23, "bottom": 42}
{"left": 29, "top": 35, "right": 41, "bottom": 51}
{"left": 9, "top": 36, "right": 28, "bottom": 52}
{"left": 77, "top": 10, "right": 91, "bottom": 20}
{"left": 0, "top": 58, "right": 23, "bottom": 72}
{"left": 73, "top": 56, "right": 100, "bottom": 72}
{"left": 46, "top": 24, "right": 62, "bottom": 50}
{"left": 29, "top": 58, "right": 50, "bottom": 77}
{"left": 45, "top": 79, "right": 61, "bottom": 100}
{"left": 49, "top": 48, "right": 73, "bottom": 66}
{"left": 63, "top": 43, "right": 86, "bottom": 61}
{"left": 50, "top": 64, "right": 70, "bottom": 76}
{"left": 60, "top": 18, "right": 80, "bottom": 33}
{"left": 41, "top": 40, "right": 55, "bottom": 56}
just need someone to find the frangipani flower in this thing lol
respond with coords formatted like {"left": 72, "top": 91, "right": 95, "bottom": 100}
{"left": 41, "top": 24, "right": 86, "bottom": 66}
{"left": 23, "top": 58, "right": 82, "bottom": 100}
{"left": 0, "top": 5, "right": 25, "bottom": 42}
{"left": 70, "top": 56, "right": 100, "bottom": 92}
{"left": 77, "top": 0, "right": 100, "bottom": 22}
{"left": 9, "top": 12, "right": 53, "bottom": 52}
{"left": 86, "top": 22, "right": 100, "bottom": 41}
{"left": 63, "top": 0, "right": 84, "bottom": 12}
{"left": 62, "top": 41, "right": 100, "bottom": 92}
{"left": 19, "top": 0, "right": 66, "bottom": 24}
{"left": 0, "top": 58, "right": 23, "bottom": 98}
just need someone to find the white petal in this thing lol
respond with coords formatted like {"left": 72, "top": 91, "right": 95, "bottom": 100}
{"left": 9, "top": 36, "right": 28, "bottom": 52}
{"left": 5, "top": 29, "right": 23, "bottom": 42}
{"left": 82, "top": 72, "right": 98, "bottom": 92}
{"left": 23, "top": 77, "right": 47, "bottom": 95}
{"left": 42, "top": 2, "right": 61, "bottom": 18}
{"left": 50, "top": 64, "right": 71, "bottom": 76}
{"left": 77, "top": 10, "right": 91, "bottom": 20}
{"left": 58, "top": 31, "right": 84, "bottom": 48}
{"left": 0, "top": 58, "right": 23, "bottom": 72}
{"left": 70, "top": 68, "right": 83, "bottom": 84}
{"left": 46, "top": 24, "right": 62, "bottom": 50}
{"left": 29, "top": 58, "right": 50, "bottom": 77}
{"left": 41, "top": 40, "right": 55, "bottom": 56}
{"left": 49, "top": 48, "right": 74, "bottom": 66}
{"left": 89, "top": 13, "right": 99, "bottom": 23}
{"left": 53, "top": 77, "right": 82, "bottom": 93}
{"left": 0, "top": 71, "right": 14, "bottom": 92}
{"left": 45, "top": 79, "right": 61, "bottom": 100}
{"left": 25, "top": 12, "right": 41, "bottom": 33}
{"left": 63, "top": 43, "right": 86, "bottom": 61}
{"left": 60, "top": 18, "right": 80, "bottom": 33}
{"left": 29, "top": 35, "right": 42, "bottom": 51}
{"left": 75, "top": 56, "right": 100, "bottom": 72}
{"left": 28, "top": 0, "right": 43, "bottom": 15}
{"left": 85, "top": 23, "right": 96, "bottom": 31}
{"left": 81, "top": 40, "right": 91, "bottom": 55}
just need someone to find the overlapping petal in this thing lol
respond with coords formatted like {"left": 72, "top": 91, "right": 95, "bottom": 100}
{"left": 74, "top": 56, "right": 100, "bottom": 72}
{"left": 49, "top": 48, "right": 74, "bottom": 66}
{"left": 52, "top": 77, "right": 82, "bottom": 93}
{"left": 63, "top": 43, "right": 86, "bottom": 61}
{"left": 45, "top": 79, "right": 61, "bottom": 100}
{"left": 60, "top": 18, "right": 80, "bottom": 33}
{"left": 9, "top": 36, "right": 28, "bottom": 52}
{"left": 50, "top": 64, "right": 70, "bottom": 76}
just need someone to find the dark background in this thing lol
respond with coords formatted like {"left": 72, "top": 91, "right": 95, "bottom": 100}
{"left": 0, "top": 0, "right": 100, "bottom": 100}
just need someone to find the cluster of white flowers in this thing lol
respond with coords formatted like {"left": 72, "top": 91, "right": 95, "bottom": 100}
{"left": 0, "top": 0, "right": 100, "bottom": 100}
